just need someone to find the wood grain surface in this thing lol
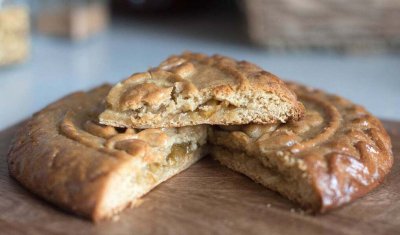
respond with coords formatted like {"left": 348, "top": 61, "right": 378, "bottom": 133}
{"left": 0, "top": 120, "right": 399, "bottom": 235}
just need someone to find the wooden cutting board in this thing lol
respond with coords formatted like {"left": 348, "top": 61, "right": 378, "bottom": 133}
{"left": 0, "top": 120, "right": 399, "bottom": 235}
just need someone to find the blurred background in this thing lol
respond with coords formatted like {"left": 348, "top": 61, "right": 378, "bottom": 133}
{"left": 0, "top": 0, "right": 399, "bottom": 130}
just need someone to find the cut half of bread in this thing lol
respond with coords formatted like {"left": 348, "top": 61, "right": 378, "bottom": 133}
{"left": 209, "top": 83, "right": 393, "bottom": 212}
{"left": 99, "top": 52, "right": 304, "bottom": 128}
{"left": 7, "top": 85, "right": 208, "bottom": 221}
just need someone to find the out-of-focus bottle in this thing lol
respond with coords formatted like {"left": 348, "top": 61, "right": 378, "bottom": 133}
{"left": 0, "top": 0, "right": 30, "bottom": 67}
{"left": 35, "top": 0, "right": 109, "bottom": 41}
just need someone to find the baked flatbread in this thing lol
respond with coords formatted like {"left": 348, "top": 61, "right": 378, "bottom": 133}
{"left": 99, "top": 52, "right": 304, "bottom": 128}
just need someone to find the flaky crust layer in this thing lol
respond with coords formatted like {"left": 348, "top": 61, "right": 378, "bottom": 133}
{"left": 209, "top": 82, "right": 393, "bottom": 212}
{"left": 7, "top": 85, "right": 208, "bottom": 221}
{"left": 100, "top": 52, "right": 304, "bottom": 128}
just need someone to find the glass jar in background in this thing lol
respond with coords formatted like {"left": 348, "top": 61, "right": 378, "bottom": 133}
{"left": 0, "top": 0, "right": 30, "bottom": 67}
{"left": 35, "top": 0, "right": 109, "bottom": 41}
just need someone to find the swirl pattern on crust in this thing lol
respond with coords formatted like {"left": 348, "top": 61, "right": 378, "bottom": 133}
{"left": 7, "top": 85, "right": 208, "bottom": 221}
{"left": 209, "top": 82, "right": 393, "bottom": 212}
{"left": 7, "top": 82, "right": 393, "bottom": 218}
{"left": 60, "top": 112, "right": 189, "bottom": 165}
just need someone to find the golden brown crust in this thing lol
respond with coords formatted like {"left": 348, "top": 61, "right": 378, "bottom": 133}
{"left": 7, "top": 85, "right": 208, "bottom": 221}
{"left": 209, "top": 82, "right": 393, "bottom": 212}
{"left": 100, "top": 52, "right": 304, "bottom": 128}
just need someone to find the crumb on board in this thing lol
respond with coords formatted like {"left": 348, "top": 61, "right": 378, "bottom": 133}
{"left": 111, "top": 215, "right": 120, "bottom": 222}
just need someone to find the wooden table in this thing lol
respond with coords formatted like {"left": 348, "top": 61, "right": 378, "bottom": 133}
{"left": 0, "top": 121, "right": 399, "bottom": 235}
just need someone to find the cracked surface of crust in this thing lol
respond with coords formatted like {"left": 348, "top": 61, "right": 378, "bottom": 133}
{"left": 7, "top": 85, "right": 208, "bottom": 221}
{"left": 209, "top": 82, "right": 393, "bottom": 212}
{"left": 99, "top": 52, "right": 304, "bottom": 128}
